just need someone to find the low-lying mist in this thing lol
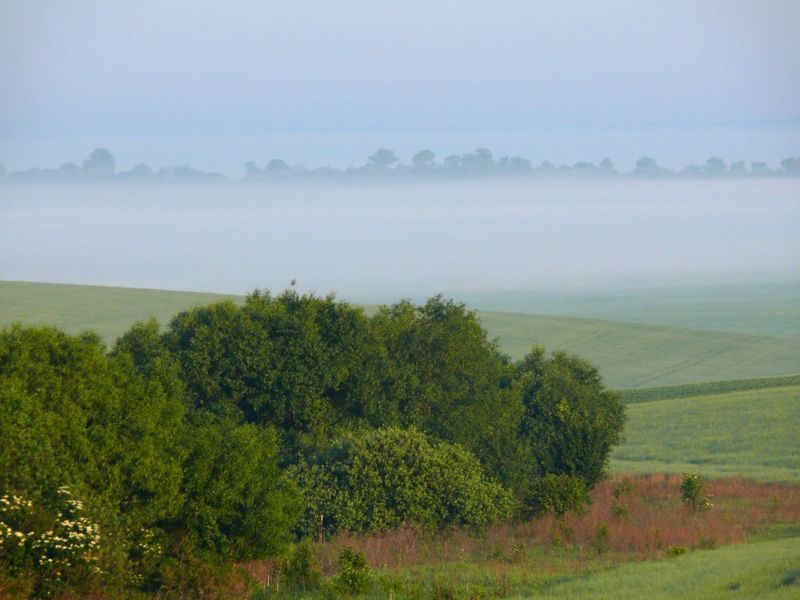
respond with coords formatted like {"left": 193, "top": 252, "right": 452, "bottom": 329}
{"left": 1, "top": 179, "right": 798, "bottom": 300}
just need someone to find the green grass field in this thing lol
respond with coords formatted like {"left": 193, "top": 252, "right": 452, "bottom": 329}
{"left": 526, "top": 534, "right": 800, "bottom": 600}
{"left": 461, "top": 281, "right": 800, "bottom": 338}
{"left": 2, "top": 280, "right": 800, "bottom": 389}
{"left": 611, "top": 385, "right": 800, "bottom": 481}
{"left": 0, "top": 280, "right": 239, "bottom": 345}
{"left": 477, "top": 311, "right": 800, "bottom": 388}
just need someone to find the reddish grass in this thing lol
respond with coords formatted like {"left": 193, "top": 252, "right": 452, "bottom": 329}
{"left": 244, "top": 474, "right": 800, "bottom": 582}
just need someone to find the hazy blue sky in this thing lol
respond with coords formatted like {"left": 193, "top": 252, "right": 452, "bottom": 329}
{"left": 1, "top": 1, "right": 799, "bottom": 171}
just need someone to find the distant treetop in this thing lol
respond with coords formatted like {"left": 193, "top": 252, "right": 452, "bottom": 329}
{"left": 2, "top": 147, "right": 798, "bottom": 184}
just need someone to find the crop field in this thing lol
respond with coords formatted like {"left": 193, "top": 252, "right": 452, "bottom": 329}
{"left": 3, "top": 280, "right": 800, "bottom": 389}
{"left": 611, "top": 385, "right": 800, "bottom": 481}
{"left": 619, "top": 374, "right": 800, "bottom": 404}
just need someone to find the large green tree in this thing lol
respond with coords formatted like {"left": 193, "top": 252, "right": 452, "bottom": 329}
{"left": 514, "top": 347, "right": 625, "bottom": 490}
{"left": 370, "top": 296, "right": 524, "bottom": 482}
{"left": 164, "top": 290, "right": 384, "bottom": 458}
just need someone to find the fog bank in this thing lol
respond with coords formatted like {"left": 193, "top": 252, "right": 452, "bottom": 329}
{"left": 1, "top": 180, "right": 798, "bottom": 300}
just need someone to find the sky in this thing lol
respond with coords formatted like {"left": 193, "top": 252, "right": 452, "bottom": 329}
{"left": 1, "top": 1, "right": 799, "bottom": 172}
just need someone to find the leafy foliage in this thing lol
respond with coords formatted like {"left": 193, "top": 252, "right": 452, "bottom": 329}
{"left": 0, "top": 289, "right": 628, "bottom": 596}
{"left": 681, "top": 473, "right": 713, "bottom": 512}
{"left": 289, "top": 427, "right": 514, "bottom": 536}
{"left": 165, "top": 291, "right": 384, "bottom": 458}
{"left": 335, "top": 547, "right": 371, "bottom": 595}
{"left": 370, "top": 296, "right": 525, "bottom": 483}
{"left": 523, "top": 474, "right": 590, "bottom": 517}
{"left": 0, "top": 488, "right": 102, "bottom": 597}
{"left": 178, "top": 416, "right": 299, "bottom": 561}
{"left": 515, "top": 348, "right": 625, "bottom": 489}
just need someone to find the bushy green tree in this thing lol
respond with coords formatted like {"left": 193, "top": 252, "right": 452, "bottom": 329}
{"left": 371, "top": 296, "right": 524, "bottom": 482}
{"left": 165, "top": 291, "right": 384, "bottom": 458}
{"left": 514, "top": 348, "right": 625, "bottom": 491}
{"left": 289, "top": 427, "right": 514, "bottom": 537}
{"left": 0, "top": 325, "right": 188, "bottom": 591}
{"left": 0, "top": 325, "right": 186, "bottom": 531}
{"left": 178, "top": 416, "right": 300, "bottom": 560}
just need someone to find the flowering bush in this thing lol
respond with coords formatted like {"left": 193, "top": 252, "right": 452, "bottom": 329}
{"left": 0, "top": 487, "right": 102, "bottom": 596}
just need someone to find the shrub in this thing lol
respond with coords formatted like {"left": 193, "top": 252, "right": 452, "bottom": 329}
{"left": 611, "top": 501, "right": 630, "bottom": 520}
{"left": 0, "top": 488, "right": 103, "bottom": 597}
{"left": 593, "top": 523, "right": 610, "bottom": 554}
{"left": 289, "top": 427, "right": 514, "bottom": 536}
{"left": 335, "top": 547, "right": 370, "bottom": 595}
{"left": 666, "top": 545, "right": 688, "bottom": 557}
{"left": 680, "top": 473, "right": 713, "bottom": 512}
{"left": 524, "top": 473, "right": 590, "bottom": 517}
{"left": 613, "top": 478, "right": 635, "bottom": 499}
{"left": 280, "top": 539, "right": 321, "bottom": 591}
{"left": 698, "top": 535, "right": 717, "bottom": 550}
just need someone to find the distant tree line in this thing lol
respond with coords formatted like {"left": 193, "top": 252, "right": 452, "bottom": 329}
{"left": 1, "top": 147, "right": 798, "bottom": 184}
{"left": 1, "top": 291, "right": 623, "bottom": 596}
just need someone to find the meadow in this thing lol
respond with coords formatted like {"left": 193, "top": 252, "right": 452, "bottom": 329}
{"left": 2, "top": 280, "right": 799, "bottom": 389}
{"left": 461, "top": 281, "right": 800, "bottom": 338}
{"left": 245, "top": 475, "right": 800, "bottom": 599}
{"left": 611, "top": 385, "right": 800, "bottom": 481}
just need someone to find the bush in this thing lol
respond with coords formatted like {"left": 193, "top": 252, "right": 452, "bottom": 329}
{"left": 279, "top": 539, "right": 321, "bottom": 591}
{"left": 335, "top": 547, "right": 370, "bottom": 595}
{"left": 593, "top": 523, "right": 610, "bottom": 554}
{"left": 524, "top": 473, "right": 590, "bottom": 517}
{"left": 289, "top": 427, "right": 514, "bottom": 536}
{"left": 680, "top": 473, "right": 713, "bottom": 512}
{"left": 612, "top": 478, "right": 635, "bottom": 498}
{"left": 666, "top": 545, "right": 688, "bottom": 557}
{"left": 611, "top": 501, "right": 630, "bottom": 520}
{"left": 0, "top": 488, "right": 103, "bottom": 597}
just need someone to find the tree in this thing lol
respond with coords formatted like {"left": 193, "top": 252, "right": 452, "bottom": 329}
{"left": 266, "top": 158, "right": 290, "bottom": 172}
{"left": 411, "top": 149, "right": 436, "bottom": 170}
{"left": 599, "top": 158, "right": 615, "bottom": 171}
{"left": 367, "top": 148, "right": 399, "bottom": 169}
{"left": 0, "top": 325, "right": 187, "bottom": 554}
{"left": 633, "top": 156, "right": 665, "bottom": 176}
{"left": 164, "top": 291, "right": 384, "bottom": 458}
{"left": 780, "top": 157, "right": 800, "bottom": 175}
{"left": 750, "top": 161, "right": 772, "bottom": 176}
{"left": 179, "top": 416, "right": 299, "bottom": 560}
{"left": 729, "top": 160, "right": 747, "bottom": 176}
{"left": 514, "top": 348, "right": 625, "bottom": 490}
{"left": 370, "top": 296, "right": 522, "bottom": 482}
{"left": 704, "top": 157, "right": 727, "bottom": 175}
{"left": 82, "top": 148, "right": 116, "bottom": 177}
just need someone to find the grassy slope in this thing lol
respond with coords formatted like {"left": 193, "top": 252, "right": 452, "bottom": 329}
{"left": 477, "top": 311, "right": 800, "bottom": 388}
{"left": 0, "top": 280, "right": 240, "bottom": 345}
{"left": 611, "top": 385, "right": 800, "bottom": 481}
{"left": 461, "top": 281, "right": 800, "bottom": 338}
{"left": 526, "top": 535, "right": 800, "bottom": 600}
{"left": 3, "top": 280, "right": 800, "bottom": 389}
